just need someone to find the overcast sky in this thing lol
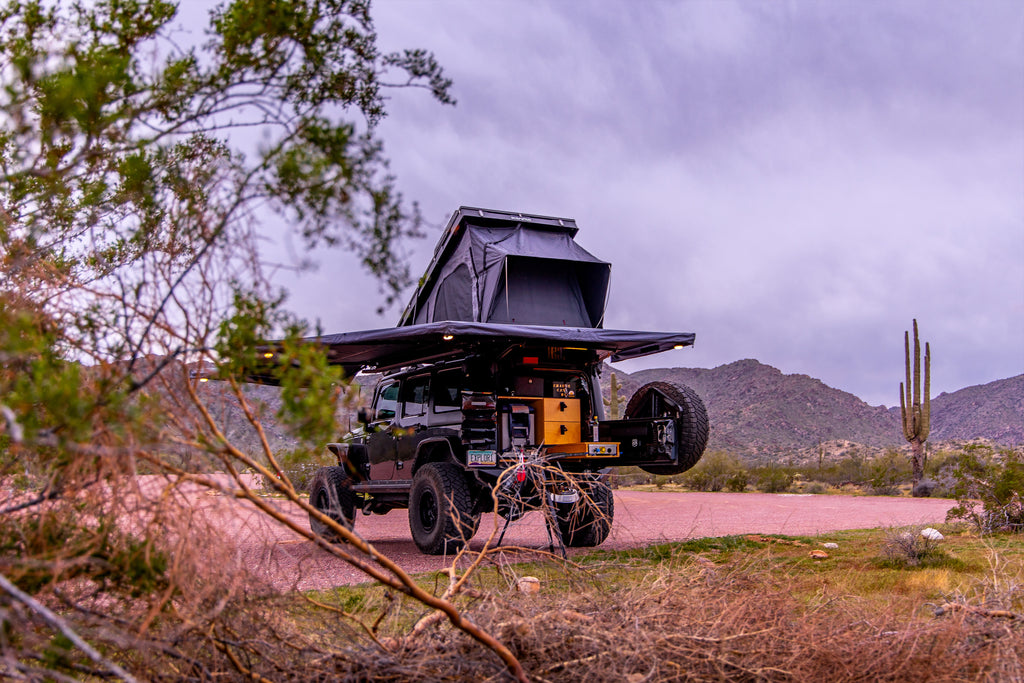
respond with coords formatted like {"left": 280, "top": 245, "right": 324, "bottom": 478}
{"left": 272, "top": 0, "right": 1024, "bottom": 408}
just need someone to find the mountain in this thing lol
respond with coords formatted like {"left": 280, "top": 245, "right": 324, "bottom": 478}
{"left": 601, "top": 360, "right": 1023, "bottom": 457}
{"left": 927, "top": 375, "right": 1024, "bottom": 444}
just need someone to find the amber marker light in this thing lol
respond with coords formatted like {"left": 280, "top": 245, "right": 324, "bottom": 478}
{"left": 442, "top": 334, "right": 455, "bottom": 341}
{"left": 673, "top": 344, "right": 685, "bottom": 350}
{"left": 263, "top": 352, "right": 274, "bottom": 358}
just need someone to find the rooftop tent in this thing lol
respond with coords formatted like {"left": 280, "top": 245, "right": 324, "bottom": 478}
{"left": 399, "top": 208, "right": 611, "bottom": 328}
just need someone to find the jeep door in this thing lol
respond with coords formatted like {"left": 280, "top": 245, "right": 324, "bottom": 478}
{"left": 366, "top": 379, "right": 399, "bottom": 480}
{"left": 391, "top": 373, "right": 430, "bottom": 476}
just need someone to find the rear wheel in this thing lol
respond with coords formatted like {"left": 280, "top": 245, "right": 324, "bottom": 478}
{"left": 308, "top": 466, "right": 357, "bottom": 542}
{"left": 409, "top": 463, "right": 480, "bottom": 555}
{"left": 625, "top": 381, "right": 709, "bottom": 475}
{"left": 555, "top": 481, "right": 613, "bottom": 548}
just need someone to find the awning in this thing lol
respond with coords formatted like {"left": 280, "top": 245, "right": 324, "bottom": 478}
{"left": 258, "top": 321, "right": 695, "bottom": 378}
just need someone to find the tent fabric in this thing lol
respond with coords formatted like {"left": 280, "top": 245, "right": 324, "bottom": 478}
{"left": 399, "top": 209, "right": 611, "bottom": 328}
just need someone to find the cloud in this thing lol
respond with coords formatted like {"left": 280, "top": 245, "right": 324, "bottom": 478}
{"left": 273, "top": 0, "right": 1024, "bottom": 408}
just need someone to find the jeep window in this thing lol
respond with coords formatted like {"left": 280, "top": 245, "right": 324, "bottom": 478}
{"left": 401, "top": 375, "right": 430, "bottom": 417}
{"left": 433, "top": 369, "right": 462, "bottom": 412}
{"left": 375, "top": 380, "right": 399, "bottom": 420}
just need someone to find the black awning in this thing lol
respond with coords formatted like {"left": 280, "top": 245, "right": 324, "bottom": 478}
{"left": 256, "top": 321, "right": 694, "bottom": 377}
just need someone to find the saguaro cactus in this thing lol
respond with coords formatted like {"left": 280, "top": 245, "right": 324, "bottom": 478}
{"left": 900, "top": 319, "right": 931, "bottom": 488}
{"left": 604, "top": 372, "right": 625, "bottom": 419}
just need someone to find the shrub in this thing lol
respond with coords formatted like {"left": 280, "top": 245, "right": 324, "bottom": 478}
{"left": 683, "top": 452, "right": 746, "bottom": 492}
{"left": 867, "top": 449, "right": 911, "bottom": 496}
{"left": 808, "top": 450, "right": 870, "bottom": 487}
{"left": 725, "top": 470, "right": 749, "bottom": 492}
{"left": 879, "top": 526, "right": 947, "bottom": 568}
{"left": 753, "top": 466, "right": 794, "bottom": 493}
{"left": 946, "top": 450, "right": 1024, "bottom": 534}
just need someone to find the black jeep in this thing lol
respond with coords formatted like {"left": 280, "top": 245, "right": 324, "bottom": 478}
{"left": 287, "top": 207, "right": 709, "bottom": 554}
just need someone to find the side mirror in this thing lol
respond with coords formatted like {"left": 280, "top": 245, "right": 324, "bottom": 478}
{"left": 357, "top": 408, "right": 371, "bottom": 425}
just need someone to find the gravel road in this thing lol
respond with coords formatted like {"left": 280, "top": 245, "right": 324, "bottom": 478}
{"left": 191, "top": 483, "right": 956, "bottom": 591}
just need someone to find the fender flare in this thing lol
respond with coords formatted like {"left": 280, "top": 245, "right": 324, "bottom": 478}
{"left": 326, "top": 442, "right": 368, "bottom": 482}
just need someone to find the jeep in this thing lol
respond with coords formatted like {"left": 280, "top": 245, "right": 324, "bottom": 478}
{"left": 289, "top": 207, "right": 710, "bottom": 554}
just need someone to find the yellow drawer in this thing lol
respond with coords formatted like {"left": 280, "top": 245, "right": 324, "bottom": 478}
{"left": 538, "top": 398, "right": 580, "bottom": 423}
{"left": 543, "top": 422, "right": 581, "bottom": 445}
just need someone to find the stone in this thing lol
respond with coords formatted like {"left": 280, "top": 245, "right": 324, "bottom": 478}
{"left": 912, "top": 479, "right": 937, "bottom": 497}
{"left": 823, "top": 542, "right": 839, "bottom": 549}
{"left": 517, "top": 576, "right": 541, "bottom": 594}
{"left": 809, "top": 550, "right": 829, "bottom": 560}
{"left": 920, "top": 527, "right": 944, "bottom": 541}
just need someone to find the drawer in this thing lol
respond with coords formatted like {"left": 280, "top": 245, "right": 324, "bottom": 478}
{"left": 542, "top": 421, "right": 581, "bottom": 445}
{"left": 538, "top": 398, "right": 580, "bottom": 423}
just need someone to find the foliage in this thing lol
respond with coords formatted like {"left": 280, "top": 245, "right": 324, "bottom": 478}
{"left": 296, "top": 531, "right": 1023, "bottom": 681}
{"left": 878, "top": 526, "right": 949, "bottom": 568}
{"left": 0, "top": 2, "right": 539, "bottom": 681}
{"left": 680, "top": 451, "right": 747, "bottom": 492}
{"left": 867, "top": 448, "right": 912, "bottom": 496}
{"left": 947, "top": 449, "right": 1024, "bottom": 534}
{"left": 752, "top": 463, "right": 795, "bottom": 493}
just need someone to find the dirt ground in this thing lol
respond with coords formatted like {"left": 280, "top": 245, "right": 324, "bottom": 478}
{"left": 166, "top": 477, "right": 957, "bottom": 591}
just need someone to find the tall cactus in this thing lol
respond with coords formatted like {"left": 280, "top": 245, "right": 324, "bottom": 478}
{"left": 604, "top": 372, "right": 625, "bottom": 419}
{"left": 899, "top": 319, "right": 931, "bottom": 488}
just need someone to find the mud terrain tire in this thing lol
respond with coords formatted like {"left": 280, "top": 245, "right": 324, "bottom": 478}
{"left": 625, "top": 381, "right": 709, "bottom": 475}
{"left": 556, "top": 481, "right": 613, "bottom": 547}
{"left": 409, "top": 462, "right": 480, "bottom": 555}
{"left": 308, "top": 466, "right": 357, "bottom": 542}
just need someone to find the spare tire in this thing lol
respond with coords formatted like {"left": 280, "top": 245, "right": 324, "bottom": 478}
{"left": 624, "top": 381, "right": 709, "bottom": 475}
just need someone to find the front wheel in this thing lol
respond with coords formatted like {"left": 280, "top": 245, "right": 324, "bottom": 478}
{"left": 555, "top": 481, "right": 613, "bottom": 548}
{"left": 408, "top": 463, "right": 480, "bottom": 555}
{"left": 308, "top": 466, "right": 357, "bottom": 542}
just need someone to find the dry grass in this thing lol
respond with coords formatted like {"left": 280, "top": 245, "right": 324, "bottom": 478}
{"left": 295, "top": 533, "right": 1023, "bottom": 682}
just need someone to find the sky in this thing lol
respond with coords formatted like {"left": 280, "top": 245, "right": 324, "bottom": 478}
{"left": 271, "top": 0, "right": 1024, "bottom": 408}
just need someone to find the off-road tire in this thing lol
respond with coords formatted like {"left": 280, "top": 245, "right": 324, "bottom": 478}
{"left": 308, "top": 466, "right": 357, "bottom": 542}
{"left": 409, "top": 462, "right": 480, "bottom": 555}
{"left": 555, "top": 481, "right": 613, "bottom": 548}
{"left": 625, "top": 381, "right": 709, "bottom": 475}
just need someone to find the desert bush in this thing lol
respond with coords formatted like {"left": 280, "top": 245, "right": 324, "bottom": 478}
{"left": 867, "top": 449, "right": 911, "bottom": 496}
{"left": 800, "top": 450, "right": 872, "bottom": 487}
{"left": 310, "top": 546, "right": 1023, "bottom": 682}
{"left": 802, "top": 481, "right": 827, "bottom": 494}
{"left": 947, "top": 450, "right": 1024, "bottom": 534}
{"left": 682, "top": 451, "right": 746, "bottom": 492}
{"left": 752, "top": 464, "right": 795, "bottom": 493}
{"left": 725, "top": 470, "right": 749, "bottom": 492}
{"left": 608, "top": 467, "right": 650, "bottom": 488}
{"left": 879, "top": 526, "right": 947, "bottom": 568}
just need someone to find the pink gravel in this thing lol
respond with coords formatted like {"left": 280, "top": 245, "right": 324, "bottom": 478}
{"left": 189, "top": 487, "right": 956, "bottom": 591}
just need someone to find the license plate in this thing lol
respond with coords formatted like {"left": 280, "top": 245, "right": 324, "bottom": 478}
{"left": 467, "top": 450, "right": 497, "bottom": 466}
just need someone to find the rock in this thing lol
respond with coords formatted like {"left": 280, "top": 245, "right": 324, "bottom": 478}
{"left": 912, "top": 479, "right": 937, "bottom": 497}
{"left": 809, "top": 550, "right": 829, "bottom": 560}
{"left": 920, "top": 527, "right": 944, "bottom": 541}
{"left": 823, "top": 542, "right": 839, "bottom": 549}
{"left": 517, "top": 576, "right": 540, "bottom": 594}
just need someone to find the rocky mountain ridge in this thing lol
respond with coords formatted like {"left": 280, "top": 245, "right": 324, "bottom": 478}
{"left": 601, "top": 359, "right": 1023, "bottom": 457}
